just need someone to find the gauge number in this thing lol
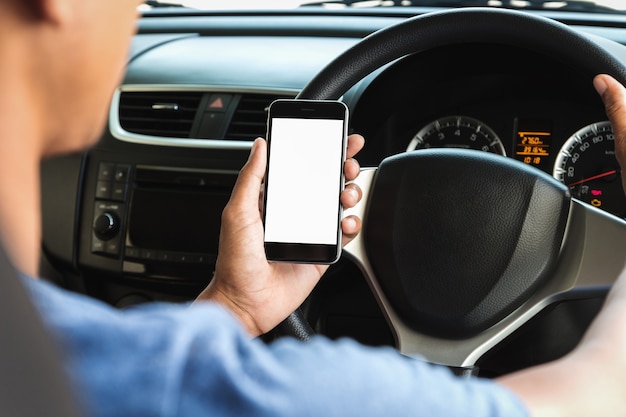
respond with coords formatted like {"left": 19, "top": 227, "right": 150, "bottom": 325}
{"left": 554, "top": 121, "right": 625, "bottom": 218}
{"left": 407, "top": 116, "right": 506, "bottom": 155}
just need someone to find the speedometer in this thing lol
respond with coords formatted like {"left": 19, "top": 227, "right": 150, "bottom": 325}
{"left": 407, "top": 116, "right": 506, "bottom": 155}
{"left": 553, "top": 121, "right": 625, "bottom": 218}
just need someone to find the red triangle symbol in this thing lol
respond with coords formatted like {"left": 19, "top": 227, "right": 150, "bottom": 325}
{"left": 209, "top": 97, "right": 224, "bottom": 109}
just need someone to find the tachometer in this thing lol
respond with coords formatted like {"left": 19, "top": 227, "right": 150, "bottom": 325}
{"left": 407, "top": 116, "right": 506, "bottom": 155}
{"left": 553, "top": 121, "right": 625, "bottom": 218}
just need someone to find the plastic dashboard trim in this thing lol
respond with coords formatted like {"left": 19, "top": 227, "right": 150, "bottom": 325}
{"left": 109, "top": 85, "right": 300, "bottom": 150}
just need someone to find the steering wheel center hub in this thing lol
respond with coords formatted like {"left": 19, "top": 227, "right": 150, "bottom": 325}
{"left": 364, "top": 149, "right": 570, "bottom": 339}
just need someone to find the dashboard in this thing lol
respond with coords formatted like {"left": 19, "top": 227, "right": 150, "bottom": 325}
{"left": 39, "top": 7, "right": 626, "bottom": 376}
{"left": 351, "top": 42, "right": 625, "bottom": 217}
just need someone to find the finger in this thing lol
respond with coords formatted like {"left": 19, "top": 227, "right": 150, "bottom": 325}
{"left": 344, "top": 157, "right": 361, "bottom": 182}
{"left": 341, "top": 215, "right": 362, "bottom": 247}
{"left": 594, "top": 74, "right": 626, "bottom": 193}
{"left": 340, "top": 183, "right": 362, "bottom": 209}
{"left": 226, "top": 138, "right": 267, "bottom": 211}
{"left": 346, "top": 133, "right": 365, "bottom": 159}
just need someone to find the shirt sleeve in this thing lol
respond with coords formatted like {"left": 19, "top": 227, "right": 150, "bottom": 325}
{"left": 24, "top": 277, "right": 529, "bottom": 417}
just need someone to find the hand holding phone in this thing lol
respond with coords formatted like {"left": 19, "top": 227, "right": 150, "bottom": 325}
{"left": 263, "top": 99, "right": 349, "bottom": 263}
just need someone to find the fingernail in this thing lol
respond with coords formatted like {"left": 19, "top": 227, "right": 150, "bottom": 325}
{"left": 346, "top": 187, "right": 359, "bottom": 202}
{"left": 594, "top": 75, "right": 608, "bottom": 96}
{"left": 343, "top": 216, "right": 356, "bottom": 230}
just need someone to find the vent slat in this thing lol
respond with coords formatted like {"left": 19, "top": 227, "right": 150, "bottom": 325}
{"left": 117, "top": 91, "right": 294, "bottom": 142}
{"left": 225, "top": 94, "right": 292, "bottom": 141}
{"left": 119, "top": 92, "right": 202, "bottom": 138}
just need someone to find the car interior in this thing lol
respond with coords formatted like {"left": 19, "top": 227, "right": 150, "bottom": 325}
{"left": 36, "top": 0, "right": 626, "bottom": 388}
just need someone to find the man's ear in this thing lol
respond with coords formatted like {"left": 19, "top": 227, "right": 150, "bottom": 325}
{"left": 22, "top": 0, "right": 74, "bottom": 25}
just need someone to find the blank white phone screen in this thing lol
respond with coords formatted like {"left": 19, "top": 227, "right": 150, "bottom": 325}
{"left": 265, "top": 117, "right": 344, "bottom": 245}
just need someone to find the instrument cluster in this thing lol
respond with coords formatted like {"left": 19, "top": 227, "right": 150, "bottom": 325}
{"left": 407, "top": 116, "right": 622, "bottom": 217}
{"left": 350, "top": 42, "right": 625, "bottom": 219}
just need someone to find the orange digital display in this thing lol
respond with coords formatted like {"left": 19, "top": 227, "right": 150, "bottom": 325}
{"left": 514, "top": 119, "right": 552, "bottom": 170}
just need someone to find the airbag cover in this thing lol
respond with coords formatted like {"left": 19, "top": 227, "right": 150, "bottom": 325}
{"left": 364, "top": 149, "right": 570, "bottom": 339}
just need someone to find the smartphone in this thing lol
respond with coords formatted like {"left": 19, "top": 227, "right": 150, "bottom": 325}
{"left": 263, "top": 99, "right": 349, "bottom": 263}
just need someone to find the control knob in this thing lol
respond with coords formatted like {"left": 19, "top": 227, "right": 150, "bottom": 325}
{"left": 93, "top": 212, "right": 120, "bottom": 241}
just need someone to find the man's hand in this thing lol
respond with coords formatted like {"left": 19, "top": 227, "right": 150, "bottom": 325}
{"left": 197, "top": 134, "right": 365, "bottom": 336}
{"left": 594, "top": 74, "right": 626, "bottom": 194}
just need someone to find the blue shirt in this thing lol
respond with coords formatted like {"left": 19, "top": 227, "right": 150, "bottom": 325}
{"left": 25, "top": 278, "right": 528, "bottom": 417}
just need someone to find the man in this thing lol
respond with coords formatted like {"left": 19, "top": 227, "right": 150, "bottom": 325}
{"left": 3, "top": 0, "right": 626, "bottom": 415}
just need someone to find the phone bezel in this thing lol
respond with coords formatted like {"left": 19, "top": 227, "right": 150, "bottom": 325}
{"left": 263, "top": 99, "right": 348, "bottom": 264}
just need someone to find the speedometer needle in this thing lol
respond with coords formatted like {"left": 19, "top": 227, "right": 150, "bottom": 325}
{"left": 567, "top": 169, "right": 618, "bottom": 187}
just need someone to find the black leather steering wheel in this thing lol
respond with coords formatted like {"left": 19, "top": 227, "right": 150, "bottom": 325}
{"left": 299, "top": 7, "right": 626, "bottom": 100}
{"left": 277, "top": 7, "right": 626, "bottom": 370}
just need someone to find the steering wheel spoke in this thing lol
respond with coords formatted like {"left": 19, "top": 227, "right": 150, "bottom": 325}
{"left": 344, "top": 162, "right": 626, "bottom": 368}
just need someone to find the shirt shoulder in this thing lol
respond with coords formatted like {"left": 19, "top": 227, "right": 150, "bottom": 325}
{"left": 22, "top": 277, "right": 529, "bottom": 417}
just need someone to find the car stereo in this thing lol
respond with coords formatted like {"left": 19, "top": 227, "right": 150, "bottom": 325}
{"left": 87, "top": 161, "right": 237, "bottom": 283}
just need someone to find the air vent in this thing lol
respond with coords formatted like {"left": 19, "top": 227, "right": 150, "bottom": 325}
{"left": 119, "top": 92, "right": 202, "bottom": 138}
{"left": 225, "top": 94, "right": 293, "bottom": 140}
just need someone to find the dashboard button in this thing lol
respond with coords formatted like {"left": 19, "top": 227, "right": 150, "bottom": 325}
{"left": 91, "top": 238, "right": 105, "bottom": 254}
{"left": 157, "top": 252, "right": 173, "bottom": 262}
{"left": 206, "top": 94, "right": 232, "bottom": 112}
{"left": 93, "top": 212, "right": 120, "bottom": 241}
{"left": 95, "top": 181, "right": 112, "bottom": 199}
{"left": 140, "top": 249, "right": 156, "bottom": 260}
{"left": 98, "top": 162, "right": 115, "bottom": 181}
{"left": 125, "top": 247, "right": 140, "bottom": 259}
{"left": 114, "top": 165, "right": 131, "bottom": 183}
{"left": 111, "top": 183, "right": 127, "bottom": 201}
{"left": 105, "top": 239, "right": 121, "bottom": 256}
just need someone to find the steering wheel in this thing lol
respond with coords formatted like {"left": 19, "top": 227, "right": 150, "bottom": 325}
{"left": 281, "top": 7, "right": 626, "bottom": 371}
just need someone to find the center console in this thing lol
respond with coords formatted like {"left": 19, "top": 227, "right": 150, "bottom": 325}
{"left": 74, "top": 146, "right": 244, "bottom": 305}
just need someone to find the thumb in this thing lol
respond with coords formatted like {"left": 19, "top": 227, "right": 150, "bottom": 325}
{"left": 227, "top": 138, "right": 267, "bottom": 211}
{"left": 594, "top": 74, "right": 626, "bottom": 194}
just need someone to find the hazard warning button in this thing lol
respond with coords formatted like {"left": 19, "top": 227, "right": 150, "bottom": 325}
{"left": 206, "top": 94, "right": 232, "bottom": 112}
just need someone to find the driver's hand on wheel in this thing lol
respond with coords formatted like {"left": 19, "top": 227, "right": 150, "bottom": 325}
{"left": 594, "top": 74, "right": 626, "bottom": 194}
{"left": 196, "top": 134, "right": 365, "bottom": 337}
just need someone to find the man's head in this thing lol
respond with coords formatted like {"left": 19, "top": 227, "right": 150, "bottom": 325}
{"left": 1, "top": 0, "right": 141, "bottom": 157}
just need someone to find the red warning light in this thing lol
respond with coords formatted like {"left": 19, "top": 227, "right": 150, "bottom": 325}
{"left": 209, "top": 97, "right": 224, "bottom": 109}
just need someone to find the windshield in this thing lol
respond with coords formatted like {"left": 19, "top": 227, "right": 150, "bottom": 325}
{"left": 142, "top": 0, "right": 626, "bottom": 13}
